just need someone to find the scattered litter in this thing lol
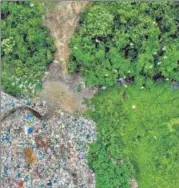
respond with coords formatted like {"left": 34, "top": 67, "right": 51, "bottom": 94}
{"left": 1, "top": 92, "right": 96, "bottom": 187}
{"left": 28, "top": 127, "right": 33, "bottom": 134}
{"left": 132, "top": 105, "right": 136, "bottom": 110}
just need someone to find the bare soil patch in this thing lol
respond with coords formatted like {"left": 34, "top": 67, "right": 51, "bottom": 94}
{"left": 38, "top": 2, "right": 96, "bottom": 114}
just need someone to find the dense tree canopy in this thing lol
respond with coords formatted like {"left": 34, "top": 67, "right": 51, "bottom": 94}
{"left": 1, "top": 2, "right": 56, "bottom": 96}
{"left": 69, "top": 2, "right": 179, "bottom": 87}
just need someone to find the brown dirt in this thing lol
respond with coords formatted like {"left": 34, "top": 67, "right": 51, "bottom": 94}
{"left": 38, "top": 2, "right": 96, "bottom": 114}
{"left": 45, "top": 2, "right": 88, "bottom": 74}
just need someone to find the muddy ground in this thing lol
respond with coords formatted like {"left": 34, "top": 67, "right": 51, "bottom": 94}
{"left": 37, "top": 1, "right": 96, "bottom": 114}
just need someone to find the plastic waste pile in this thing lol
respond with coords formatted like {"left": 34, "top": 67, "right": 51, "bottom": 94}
{"left": 1, "top": 92, "right": 96, "bottom": 188}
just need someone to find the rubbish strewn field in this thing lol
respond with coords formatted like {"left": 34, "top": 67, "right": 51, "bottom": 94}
{"left": 1, "top": 92, "right": 96, "bottom": 188}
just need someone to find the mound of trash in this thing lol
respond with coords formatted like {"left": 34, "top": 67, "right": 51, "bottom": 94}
{"left": 1, "top": 92, "right": 96, "bottom": 188}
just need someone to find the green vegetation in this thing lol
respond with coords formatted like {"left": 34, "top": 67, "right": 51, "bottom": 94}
{"left": 69, "top": 2, "right": 179, "bottom": 188}
{"left": 1, "top": 2, "right": 56, "bottom": 97}
{"left": 2, "top": 1, "right": 179, "bottom": 187}
{"left": 69, "top": 2, "right": 179, "bottom": 87}
{"left": 87, "top": 84, "right": 179, "bottom": 188}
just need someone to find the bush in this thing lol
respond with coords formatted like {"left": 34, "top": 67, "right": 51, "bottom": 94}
{"left": 87, "top": 83, "right": 179, "bottom": 187}
{"left": 69, "top": 2, "right": 179, "bottom": 87}
{"left": 1, "top": 2, "right": 56, "bottom": 97}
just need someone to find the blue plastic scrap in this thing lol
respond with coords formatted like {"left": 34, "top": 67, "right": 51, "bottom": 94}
{"left": 28, "top": 127, "right": 33, "bottom": 134}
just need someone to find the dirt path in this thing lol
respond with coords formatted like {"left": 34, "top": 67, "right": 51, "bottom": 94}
{"left": 38, "top": 2, "right": 96, "bottom": 114}
{"left": 45, "top": 2, "right": 87, "bottom": 74}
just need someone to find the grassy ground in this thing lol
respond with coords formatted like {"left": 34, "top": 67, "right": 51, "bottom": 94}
{"left": 88, "top": 83, "right": 179, "bottom": 187}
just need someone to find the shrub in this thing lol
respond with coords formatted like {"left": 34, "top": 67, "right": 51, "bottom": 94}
{"left": 69, "top": 2, "right": 179, "bottom": 87}
{"left": 1, "top": 2, "right": 56, "bottom": 97}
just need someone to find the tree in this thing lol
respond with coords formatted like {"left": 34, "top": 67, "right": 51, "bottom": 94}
{"left": 69, "top": 2, "right": 179, "bottom": 87}
{"left": 1, "top": 2, "right": 56, "bottom": 97}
